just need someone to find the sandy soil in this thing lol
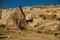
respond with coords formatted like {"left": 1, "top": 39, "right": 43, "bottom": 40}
{"left": 0, "top": 29, "right": 60, "bottom": 40}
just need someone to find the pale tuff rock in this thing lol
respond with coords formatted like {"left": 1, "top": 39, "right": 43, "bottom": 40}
{"left": 26, "top": 13, "right": 33, "bottom": 20}
{"left": 0, "top": 5, "right": 60, "bottom": 33}
{"left": 6, "top": 7, "right": 26, "bottom": 30}
{"left": 56, "top": 11, "right": 60, "bottom": 18}
{"left": 23, "top": 5, "right": 60, "bottom": 33}
{"left": 1, "top": 8, "right": 16, "bottom": 24}
{"left": 43, "top": 25, "right": 59, "bottom": 31}
{"left": 0, "top": 7, "right": 27, "bottom": 30}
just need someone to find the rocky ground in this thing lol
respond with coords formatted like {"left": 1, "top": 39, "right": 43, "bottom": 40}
{"left": 0, "top": 29, "right": 60, "bottom": 40}
{"left": 0, "top": 5, "right": 60, "bottom": 40}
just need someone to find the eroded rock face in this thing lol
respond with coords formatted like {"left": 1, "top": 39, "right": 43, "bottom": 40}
{"left": 0, "top": 7, "right": 27, "bottom": 30}
{"left": 23, "top": 5, "right": 60, "bottom": 33}
{"left": 0, "top": 5, "right": 60, "bottom": 33}
{"left": 6, "top": 7, "right": 26, "bottom": 30}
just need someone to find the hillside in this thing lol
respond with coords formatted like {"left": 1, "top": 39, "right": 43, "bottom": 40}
{"left": 0, "top": 5, "right": 60, "bottom": 40}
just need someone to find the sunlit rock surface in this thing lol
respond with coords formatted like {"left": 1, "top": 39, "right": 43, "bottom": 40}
{"left": 0, "top": 5, "right": 60, "bottom": 39}
{"left": 0, "top": 5, "right": 60, "bottom": 33}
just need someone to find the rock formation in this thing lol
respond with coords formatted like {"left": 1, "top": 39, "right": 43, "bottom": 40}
{"left": 0, "top": 5, "right": 60, "bottom": 34}
{"left": 22, "top": 5, "right": 60, "bottom": 33}
{"left": 0, "top": 6, "right": 27, "bottom": 30}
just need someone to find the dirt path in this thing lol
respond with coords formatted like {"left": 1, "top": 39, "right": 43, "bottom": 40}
{"left": 0, "top": 30, "right": 60, "bottom": 40}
